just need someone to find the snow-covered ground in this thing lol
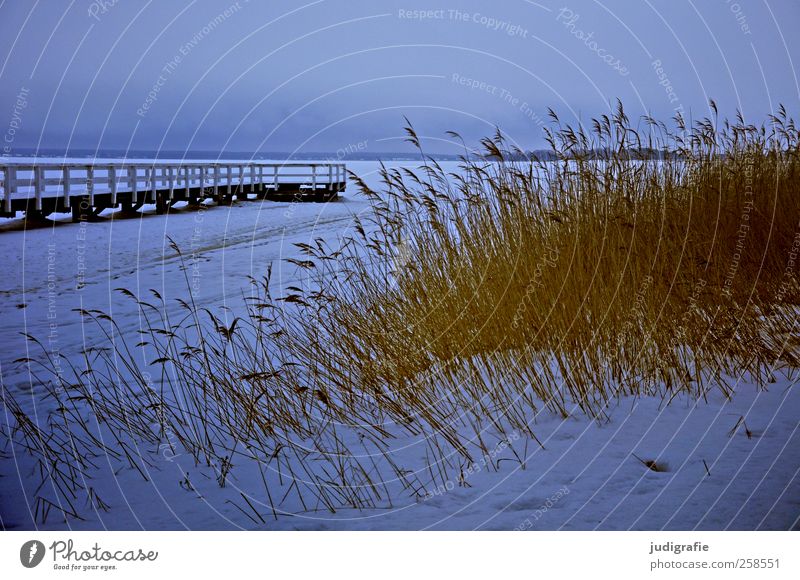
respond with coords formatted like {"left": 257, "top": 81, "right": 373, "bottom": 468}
{"left": 1, "top": 160, "right": 798, "bottom": 530}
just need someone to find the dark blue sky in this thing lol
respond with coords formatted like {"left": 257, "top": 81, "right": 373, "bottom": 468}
{"left": 1, "top": 0, "right": 798, "bottom": 154}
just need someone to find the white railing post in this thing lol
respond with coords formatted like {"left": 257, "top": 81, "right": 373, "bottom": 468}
{"left": 273, "top": 165, "right": 278, "bottom": 190}
{"left": 185, "top": 166, "right": 190, "bottom": 196}
{"left": 87, "top": 165, "right": 95, "bottom": 206}
{"left": 130, "top": 166, "right": 139, "bottom": 204}
{"left": 213, "top": 165, "right": 219, "bottom": 197}
{"left": 62, "top": 165, "right": 71, "bottom": 209}
{"left": 226, "top": 165, "right": 232, "bottom": 195}
{"left": 3, "top": 166, "right": 14, "bottom": 214}
{"left": 34, "top": 165, "right": 44, "bottom": 211}
{"left": 168, "top": 165, "right": 175, "bottom": 200}
{"left": 312, "top": 164, "right": 317, "bottom": 191}
{"left": 109, "top": 165, "right": 117, "bottom": 206}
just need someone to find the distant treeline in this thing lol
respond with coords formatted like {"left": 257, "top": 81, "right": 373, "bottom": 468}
{"left": 501, "top": 147, "right": 677, "bottom": 161}
{"left": 4, "top": 147, "right": 675, "bottom": 162}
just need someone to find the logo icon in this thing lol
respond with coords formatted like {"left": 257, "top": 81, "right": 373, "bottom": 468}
{"left": 20, "top": 540, "right": 46, "bottom": 568}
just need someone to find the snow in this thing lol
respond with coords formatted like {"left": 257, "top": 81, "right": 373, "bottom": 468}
{"left": 1, "top": 160, "right": 798, "bottom": 531}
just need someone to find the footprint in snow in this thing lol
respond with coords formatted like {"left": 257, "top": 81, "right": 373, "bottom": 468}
{"left": 493, "top": 496, "right": 549, "bottom": 512}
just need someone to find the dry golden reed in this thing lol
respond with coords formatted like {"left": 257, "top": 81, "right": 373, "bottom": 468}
{"left": 4, "top": 101, "right": 800, "bottom": 521}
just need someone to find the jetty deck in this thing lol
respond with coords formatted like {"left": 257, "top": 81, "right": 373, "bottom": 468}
{"left": 0, "top": 161, "right": 346, "bottom": 221}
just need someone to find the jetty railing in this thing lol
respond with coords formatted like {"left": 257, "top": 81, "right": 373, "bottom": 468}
{"left": 0, "top": 161, "right": 347, "bottom": 220}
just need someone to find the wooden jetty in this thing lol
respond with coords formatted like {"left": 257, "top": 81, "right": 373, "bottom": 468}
{"left": 0, "top": 161, "right": 346, "bottom": 221}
